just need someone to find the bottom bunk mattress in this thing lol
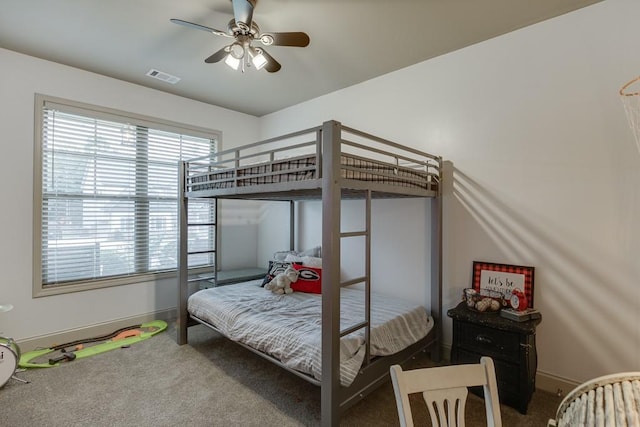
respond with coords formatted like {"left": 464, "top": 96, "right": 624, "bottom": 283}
{"left": 187, "top": 280, "right": 434, "bottom": 387}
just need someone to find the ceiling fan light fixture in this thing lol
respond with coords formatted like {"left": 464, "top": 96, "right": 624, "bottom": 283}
{"left": 249, "top": 47, "right": 268, "bottom": 70}
{"left": 229, "top": 42, "right": 245, "bottom": 59}
{"left": 224, "top": 53, "right": 241, "bottom": 70}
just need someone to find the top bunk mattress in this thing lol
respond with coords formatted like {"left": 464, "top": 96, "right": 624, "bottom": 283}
{"left": 187, "top": 280, "right": 433, "bottom": 387}
{"left": 187, "top": 153, "right": 434, "bottom": 193}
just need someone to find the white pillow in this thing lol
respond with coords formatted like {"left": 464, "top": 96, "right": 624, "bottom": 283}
{"left": 299, "top": 245, "right": 322, "bottom": 258}
{"left": 273, "top": 250, "right": 295, "bottom": 261}
{"left": 302, "top": 256, "right": 322, "bottom": 268}
{"left": 284, "top": 254, "right": 322, "bottom": 268}
{"left": 273, "top": 245, "right": 322, "bottom": 261}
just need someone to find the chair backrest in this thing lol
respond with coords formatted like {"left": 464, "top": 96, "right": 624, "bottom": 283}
{"left": 390, "top": 357, "right": 502, "bottom": 427}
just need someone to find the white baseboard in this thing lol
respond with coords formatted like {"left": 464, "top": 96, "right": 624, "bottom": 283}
{"left": 16, "top": 309, "right": 175, "bottom": 353}
{"left": 535, "top": 371, "right": 580, "bottom": 398}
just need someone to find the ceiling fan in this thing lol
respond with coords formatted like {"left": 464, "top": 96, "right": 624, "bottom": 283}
{"left": 171, "top": 0, "right": 310, "bottom": 73}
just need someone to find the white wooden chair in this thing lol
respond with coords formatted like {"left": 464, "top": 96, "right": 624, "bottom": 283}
{"left": 390, "top": 357, "right": 502, "bottom": 427}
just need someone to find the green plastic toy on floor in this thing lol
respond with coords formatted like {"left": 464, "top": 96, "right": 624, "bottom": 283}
{"left": 19, "top": 320, "right": 167, "bottom": 368}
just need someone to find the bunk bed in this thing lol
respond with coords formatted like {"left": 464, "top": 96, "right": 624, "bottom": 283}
{"left": 177, "top": 120, "right": 443, "bottom": 427}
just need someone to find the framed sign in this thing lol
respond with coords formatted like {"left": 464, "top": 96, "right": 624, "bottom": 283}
{"left": 472, "top": 261, "right": 535, "bottom": 308}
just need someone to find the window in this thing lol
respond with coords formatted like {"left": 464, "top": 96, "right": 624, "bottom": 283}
{"left": 34, "top": 95, "right": 220, "bottom": 296}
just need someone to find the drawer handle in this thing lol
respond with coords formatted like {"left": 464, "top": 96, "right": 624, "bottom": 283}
{"left": 475, "top": 335, "right": 493, "bottom": 344}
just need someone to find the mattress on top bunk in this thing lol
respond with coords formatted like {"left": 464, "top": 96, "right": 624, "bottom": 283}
{"left": 187, "top": 280, "right": 433, "bottom": 387}
{"left": 187, "top": 153, "right": 432, "bottom": 192}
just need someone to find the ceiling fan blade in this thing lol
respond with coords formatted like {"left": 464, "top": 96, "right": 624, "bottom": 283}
{"left": 232, "top": 0, "right": 256, "bottom": 28}
{"left": 205, "top": 47, "right": 229, "bottom": 64}
{"left": 260, "top": 32, "right": 310, "bottom": 47}
{"left": 170, "top": 18, "right": 230, "bottom": 37}
{"left": 260, "top": 48, "right": 281, "bottom": 73}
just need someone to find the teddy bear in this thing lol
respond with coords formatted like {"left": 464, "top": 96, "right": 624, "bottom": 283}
{"left": 264, "top": 265, "right": 299, "bottom": 295}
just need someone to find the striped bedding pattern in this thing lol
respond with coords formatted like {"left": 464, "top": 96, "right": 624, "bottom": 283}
{"left": 187, "top": 280, "right": 433, "bottom": 387}
{"left": 187, "top": 153, "right": 431, "bottom": 192}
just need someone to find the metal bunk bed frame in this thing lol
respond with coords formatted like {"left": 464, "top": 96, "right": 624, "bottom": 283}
{"left": 177, "top": 120, "right": 443, "bottom": 427}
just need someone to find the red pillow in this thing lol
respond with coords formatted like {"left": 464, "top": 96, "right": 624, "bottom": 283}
{"left": 291, "top": 264, "right": 322, "bottom": 294}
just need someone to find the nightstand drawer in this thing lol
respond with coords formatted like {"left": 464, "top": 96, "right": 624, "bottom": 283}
{"left": 458, "top": 322, "right": 520, "bottom": 363}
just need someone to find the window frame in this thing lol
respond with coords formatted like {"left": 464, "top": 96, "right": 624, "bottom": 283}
{"left": 33, "top": 94, "right": 222, "bottom": 297}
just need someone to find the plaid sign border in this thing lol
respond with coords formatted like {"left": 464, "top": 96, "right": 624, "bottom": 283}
{"left": 472, "top": 261, "right": 535, "bottom": 308}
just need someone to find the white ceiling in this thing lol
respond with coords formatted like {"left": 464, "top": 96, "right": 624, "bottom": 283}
{"left": 0, "top": 0, "right": 602, "bottom": 117}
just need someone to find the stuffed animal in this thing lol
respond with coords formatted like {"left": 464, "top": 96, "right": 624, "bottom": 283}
{"left": 264, "top": 266, "right": 299, "bottom": 295}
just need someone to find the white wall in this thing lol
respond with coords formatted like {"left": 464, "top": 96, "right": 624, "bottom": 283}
{"left": 259, "top": 0, "right": 640, "bottom": 385}
{"left": 0, "top": 48, "right": 260, "bottom": 342}
{"left": 218, "top": 200, "right": 263, "bottom": 269}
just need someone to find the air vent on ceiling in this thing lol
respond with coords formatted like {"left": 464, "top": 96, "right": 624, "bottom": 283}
{"left": 146, "top": 69, "right": 181, "bottom": 84}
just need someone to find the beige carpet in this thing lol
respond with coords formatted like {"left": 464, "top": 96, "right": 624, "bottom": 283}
{"left": 0, "top": 323, "right": 561, "bottom": 426}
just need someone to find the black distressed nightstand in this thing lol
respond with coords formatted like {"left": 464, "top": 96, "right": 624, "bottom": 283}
{"left": 447, "top": 302, "right": 542, "bottom": 414}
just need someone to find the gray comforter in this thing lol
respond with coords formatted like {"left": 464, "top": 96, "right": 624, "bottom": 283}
{"left": 187, "top": 280, "right": 433, "bottom": 387}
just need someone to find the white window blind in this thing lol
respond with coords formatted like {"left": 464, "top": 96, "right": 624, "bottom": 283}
{"left": 36, "top": 97, "right": 219, "bottom": 290}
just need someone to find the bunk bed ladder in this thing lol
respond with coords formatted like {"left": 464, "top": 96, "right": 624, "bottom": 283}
{"left": 178, "top": 161, "right": 219, "bottom": 345}
{"left": 321, "top": 120, "right": 374, "bottom": 426}
{"left": 337, "top": 190, "right": 372, "bottom": 365}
